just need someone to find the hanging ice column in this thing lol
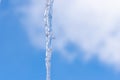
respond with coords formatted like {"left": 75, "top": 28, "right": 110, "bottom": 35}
{"left": 44, "top": 0, "right": 54, "bottom": 80}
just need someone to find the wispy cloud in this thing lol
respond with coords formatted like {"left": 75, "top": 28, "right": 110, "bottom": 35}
{"left": 12, "top": 0, "right": 120, "bottom": 69}
{"left": 12, "top": 0, "right": 46, "bottom": 49}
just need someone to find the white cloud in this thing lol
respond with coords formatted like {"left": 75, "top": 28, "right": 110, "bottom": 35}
{"left": 53, "top": 0, "right": 120, "bottom": 68}
{"left": 12, "top": 0, "right": 46, "bottom": 49}
{"left": 13, "top": 0, "right": 120, "bottom": 69}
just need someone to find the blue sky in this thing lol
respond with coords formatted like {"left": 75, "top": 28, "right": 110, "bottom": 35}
{"left": 0, "top": 0, "right": 120, "bottom": 80}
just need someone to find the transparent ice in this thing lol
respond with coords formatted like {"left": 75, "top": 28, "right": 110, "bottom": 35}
{"left": 44, "top": 0, "right": 54, "bottom": 80}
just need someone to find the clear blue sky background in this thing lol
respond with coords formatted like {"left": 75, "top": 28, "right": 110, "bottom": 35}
{"left": 0, "top": 0, "right": 120, "bottom": 80}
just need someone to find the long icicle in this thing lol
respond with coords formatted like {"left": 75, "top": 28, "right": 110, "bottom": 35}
{"left": 44, "top": 0, "right": 54, "bottom": 80}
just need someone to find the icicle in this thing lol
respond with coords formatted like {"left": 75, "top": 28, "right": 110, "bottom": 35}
{"left": 44, "top": 0, "right": 54, "bottom": 80}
